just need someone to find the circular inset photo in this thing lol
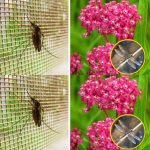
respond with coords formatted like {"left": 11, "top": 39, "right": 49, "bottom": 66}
{"left": 110, "top": 39, "right": 145, "bottom": 74}
{"left": 110, "top": 114, "right": 145, "bottom": 149}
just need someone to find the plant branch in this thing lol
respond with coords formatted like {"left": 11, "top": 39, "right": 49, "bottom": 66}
{"left": 104, "top": 35, "right": 109, "bottom": 43}
{"left": 103, "top": 109, "right": 109, "bottom": 117}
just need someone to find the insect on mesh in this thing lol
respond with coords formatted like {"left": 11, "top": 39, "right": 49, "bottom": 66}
{"left": 0, "top": 75, "right": 68, "bottom": 150}
{"left": 0, "top": 0, "right": 68, "bottom": 75}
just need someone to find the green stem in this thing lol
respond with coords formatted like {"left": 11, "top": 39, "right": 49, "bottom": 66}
{"left": 104, "top": 35, "right": 109, "bottom": 43}
{"left": 87, "top": 110, "right": 103, "bottom": 125}
{"left": 103, "top": 109, "right": 109, "bottom": 117}
{"left": 116, "top": 111, "right": 118, "bottom": 118}
{"left": 87, "top": 36, "right": 102, "bottom": 50}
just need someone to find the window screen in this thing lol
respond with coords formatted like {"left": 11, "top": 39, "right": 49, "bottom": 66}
{"left": 0, "top": 0, "right": 68, "bottom": 75}
{"left": 0, "top": 75, "right": 68, "bottom": 149}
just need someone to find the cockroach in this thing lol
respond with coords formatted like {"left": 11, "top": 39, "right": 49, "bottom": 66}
{"left": 11, "top": 90, "right": 59, "bottom": 136}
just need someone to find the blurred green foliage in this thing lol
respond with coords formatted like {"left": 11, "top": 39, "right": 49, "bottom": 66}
{"left": 71, "top": 0, "right": 150, "bottom": 149}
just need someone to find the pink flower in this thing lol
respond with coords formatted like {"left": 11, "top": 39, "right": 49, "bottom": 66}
{"left": 87, "top": 118, "right": 119, "bottom": 150}
{"left": 79, "top": 0, "right": 141, "bottom": 39}
{"left": 79, "top": 75, "right": 142, "bottom": 115}
{"left": 71, "top": 52, "right": 83, "bottom": 75}
{"left": 87, "top": 43, "right": 118, "bottom": 75}
{"left": 70, "top": 128, "right": 83, "bottom": 150}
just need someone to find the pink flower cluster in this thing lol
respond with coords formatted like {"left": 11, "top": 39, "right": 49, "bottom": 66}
{"left": 70, "top": 128, "right": 83, "bottom": 150}
{"left": 79, "top": 75, "right": 142, "bottom": 114}
{"left": 87, "top": 43, "right": 118, "bottom": 75}
{"left": 79, "top": 0, "right": 141, "bottom": 39}
{"left": 87, "top": 118, "right": 119, "bottom": 150}
{"left": 71, "top": 52, "right": 83, "bottom": 75}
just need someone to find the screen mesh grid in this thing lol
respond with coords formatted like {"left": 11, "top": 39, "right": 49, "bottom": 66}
{"left": 0, "top": 0, "right": 68, "bottom": 75}
{"left": 0, "top": 75, "right": 68, "bottom": 150}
